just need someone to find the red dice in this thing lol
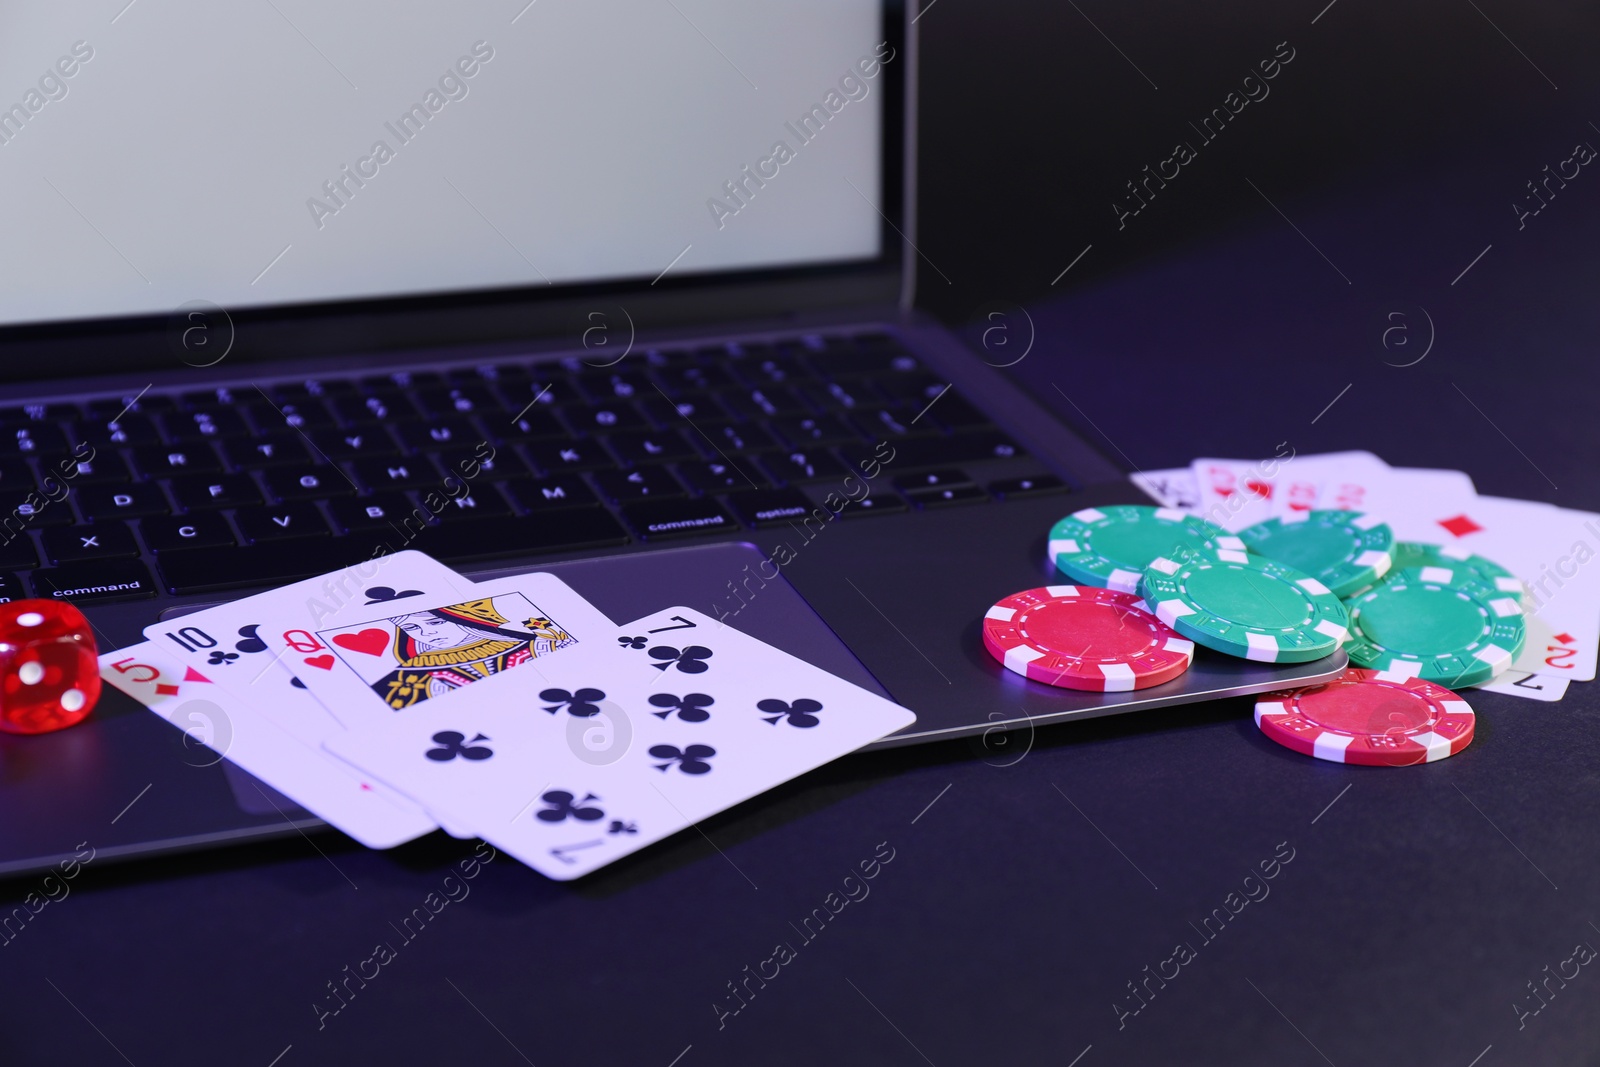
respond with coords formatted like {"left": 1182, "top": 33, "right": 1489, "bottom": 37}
{"left": 0, "top": 600, "right": 100, "bottom": 735}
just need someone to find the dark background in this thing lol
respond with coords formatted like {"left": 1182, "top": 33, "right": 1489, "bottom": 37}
{"left": 6, "top": 3, "right": 1600, "bottom": 1065}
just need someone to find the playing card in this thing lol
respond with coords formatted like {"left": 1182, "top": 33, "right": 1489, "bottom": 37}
{"left": 1190, "top": 451, "right": 1386, "bottom": 531}
{"left": 1129, "top": 467, "right": 1200, "bottom": 509}
{"left": 1477, "top": 669, "right": 1571, "bottom": 703}
{"left": 323, "top": 606, "right": 917, "bottom": 880}
{"left": 275, "top": 570, "right": 614, "bottom": 731}
{"left": 101, "top": 642, "right": 437, "bottom": 848}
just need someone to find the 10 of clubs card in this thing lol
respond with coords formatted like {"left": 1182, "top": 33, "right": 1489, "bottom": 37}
{"left": 322, "top": 606, "right": 918, "bottom": 880}
{"left": 277, "top": 572, "right": 614, "bottom": 727}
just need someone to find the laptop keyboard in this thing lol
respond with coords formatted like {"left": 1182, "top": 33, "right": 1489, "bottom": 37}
{"left": 0, "top": 331, "right": 1069, "bottom": 601}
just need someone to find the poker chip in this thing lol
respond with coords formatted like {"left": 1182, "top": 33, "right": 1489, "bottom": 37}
{"left": 982, "top": 585, "right": 1195, "bottom": 691}
{"left": 1254, "top": 667, "right": 1476, "bottom": 766}
{"left": 1384, "top": 542, "right": 1526, "bottom": 598}
{"left": 1048, "top": 505, "right": 1241, "bottom": 593}
{"left": 1343, "top": 566, "right": 1526, "bottom": 687}
{"left": 1138, "top": 550, "right": 1349, "bottom": 663}
{"left": 1238, "top": 510, "right": 1394, "bottom": 599}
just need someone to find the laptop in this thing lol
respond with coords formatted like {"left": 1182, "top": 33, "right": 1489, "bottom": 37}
{"left": 0, "top": 0, "right": 1343, "bottom": 875}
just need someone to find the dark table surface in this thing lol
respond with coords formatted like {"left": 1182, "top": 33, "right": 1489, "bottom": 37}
{"left": 8, "top": 5, "right": 1600, "bottom": 1065}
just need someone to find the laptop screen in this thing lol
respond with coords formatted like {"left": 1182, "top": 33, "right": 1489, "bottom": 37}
{"left": 0, "top": 1, "right": 888, "bottom": 329}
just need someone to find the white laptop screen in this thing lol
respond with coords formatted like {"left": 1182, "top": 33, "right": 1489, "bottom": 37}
{"left": 0, "top": 1, "right": 887, "bottom": 328}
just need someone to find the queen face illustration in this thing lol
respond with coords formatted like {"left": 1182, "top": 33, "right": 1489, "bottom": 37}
{"left": 395, "top": 614, "right": 479, "bottom": 651}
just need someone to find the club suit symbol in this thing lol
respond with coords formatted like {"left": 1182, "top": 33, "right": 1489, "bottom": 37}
{"left": 542, "top": 687, "right": 606, "bottom": 717}
{"left": 757, "top": 698, "right": 822, "bottom": 728}
{"left": 647, "top": 645, "right": 712, "bottom": 673}
{"left": 537, "top": 790, "right": 605, "bottom": 823}
{"left": 648, "top": 692, "right": 713, "bottom": 722}
{"left": 426, "top": 731, "right": 493, "bottom": 762}
{"left": 649, "top": 743, "right": 716, "bottom": 774}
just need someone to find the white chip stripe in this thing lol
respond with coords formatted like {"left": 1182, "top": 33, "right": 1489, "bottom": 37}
{"left": 1376, "top": 667, "right": 1416, "bottom": 683}
{"left": 1154, "top": 599, "right": 1193, "bottom": 627}
{"left": 1004, "top": 645, "right": 1046, "bottom": 673}
{"left": 1155, "top": 507, "right": 1186, "bottom": 522}
{"left": 1495, "top": 577, "right": 1523, "bottom": 593}
{"left": 1313, "top": 732, "right": 1355, "bottom": 762}
{"left": 1073, "top": 508, "right": 1106, "bottom": 523}
{"left": 1357, "top": 550, "right": 1391, "bottom": 578}
{"left": 1351, "top": 513, "right": 1382, "bottom": 530}
{"left": 1244, "top": 632, "right": 1281, "bottom": 662}
{"left": 1218, "top": 549, "right": 1250, "bottom": 564}
{"left": 1489, "top": 597, "right": 1522, "bottom": 617}
{"left": 1100, "top": 663, "right": 1137, "bottom": 691}
{"left": 985, "top": 605, "right": 1016, "bottom": 622}
{"left": 1297, "top": 577, "right": 1332, "bottom": 596}
{"left": 1045, "top": 585, "right": 1079, "bottom": 598}
{"left": 1314, "top": 619, "right": 1348, "bottom": 641}
{"left": 1474, "top": 644, "right": 1513, "bottom": 671}
{"left": 1216, "top": 535, "right": 1246, "bottom": 551}
{"left": 1440, "top": 699, "right": 1474, "bottom": 717}
{"left": 1107, "top": 568, "right": 1141, "bottom": 593}
{"left": 1048, "top": 538, "right": 1080, "bottom": 559}
{"left": 1383, "top": 658, "right": 1424, "bottom": 678}
{"left": 1411, "top": 730, "right": 1452, "bottom": 761}
{"left": 1165, "top": 637, "right": 1195, "bottom": 657}
{"left": 1420, "top": 566, "right": 1454, "bottom": 584}
{"left": 1149, "top": 556, "right": 1181, "bottom": 576}
{"left": 1254, "top": 700, "right": 1287, "bottom": 726}
{"left": 1440, "top": 543, "right": 1471, "bottom": 561}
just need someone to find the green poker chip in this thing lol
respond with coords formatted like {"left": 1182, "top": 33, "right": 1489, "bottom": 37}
{"left": 1138, "top": 549, "right": 1350, "bottom": 663}
{"left": 1049, "top": 505, "right": 1241, "bottom": 594}
{"left": 1390, "top": 542, "right": 1525, "bottom": 598}
{"left": 1238, "top": 510, "right": 1394, "bottom": 599}
{"left": 1343, "top": 565, "right": 1527, "bottom": 687}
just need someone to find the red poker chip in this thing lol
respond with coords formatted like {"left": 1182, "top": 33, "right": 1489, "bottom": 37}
{"left": 1254, "top": 667, "right": 1476, "bottom": 767}
{"left": 982, "top": 585, "right": 1195, "bottom": 691}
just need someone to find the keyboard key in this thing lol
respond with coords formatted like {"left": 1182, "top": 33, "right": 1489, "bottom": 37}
{"left": 394, "top": 417, "right": 485, "bottom": 453}
{"left": 327, "top": 494, "right": 417, "bottom": 533}
{"left": 656, "top": 364, "right": 737, "bottom": 394}
{"left": 990, "top": 474, "right": 1069, "bottom": 498}
{"left": 927, "top": 394, "right": 995, "bottom": 432}
{"left": 574, "top": 370, "right": 650, "bottom": 403}
{"left": 246, "top": 399, "right": 338, "bottom": 432}
{"left": 158, "top": 539, "right": 384, "bottom": 594}
{"left": 873, "top": 371, "right": 949, "bottom": 403}
{"left": 361, "top": 369, "right": 441, "bottom": 392}
{"left": 330, "top": 391, "right": 412, "bottom": 425}
{"left": 402, "top": 508, "right": 629, "bottom": 564}
{"left": 420, "top": 486, "right": 514, "bottom": 521}
{"left": 413, "top": 384, "right": 496, "bottom": 417}
{"left": 168, "top": 474, "right": 263, "bottom": 511}
{"left": 270, "top": 378, "right": 355, "bottom": 403}
{"left": 805, "top": 345, "right": 916, "bottom": 376}
{"left": 176, "top": 387, "right": 244, "bottom": 409}
{"left": 44, "top": 451, "right": 130, "bottom": 486}
{"left": 676, "top": 459, "right": 767, "bottom": 494}
{"left": 892, "top": 469, "right": 974, "bottom": 492}
{"left": 435, "top": 446, "right": 528, "bottom": 481}
{"left": 260, "top": 466, "right": 355, "bottom": 501}
{"left": 235, "top": 503, "right": 331, "bottom": 543}
{"left": 852, "top": 405, "right": 941, "bottom": 440}
{"left": 141, "top": 513, "right": 237, "bottom": 553}
{"left": 906, "top": 485, "right": 989, "bottom": 508}
{"left": 839, "top": 431, "right": 1024, "bottom": 471}
{"left": 133, "top": 443, "right": 223, "bottom": 477}
{"left": 725, "top": 488, "right": 819, "bottom": 528}
{"left": 0, "top": 459, "right": 37, "bottom": 492}
{"left": 0, "top": 402, "right": 79, "bottom": 424}
{"left": 42, "top": 522, "right": 140, "bottom": 564}
{"left": 164, "top": 407, "right": 251, "bottom": 442}
{"left": 525, "top": 439, "right": 615, "bottom": 474}
{"left": 503, "top": 476, "right": 598, "bottom": 512}
{"left": 758, "top": 450, "right": 850, "bottom": 484}
{"left": 33, "top": 558, "right": 158, "bottom": 603}
{"left": 501, "top": 408, "right": 570, "bottom": 443}
{"left": 717, "top": 386, "right": 808, "bottom": 419}
{"left": 607, "top": 429, "right": 698, "bottom": 465}
{"left": 565, "top": 403, "right": 647, "bottom": 435}
{"left": 0, "top": 491, "right": 71, "bottom": 528}
{"left": 0, "top": 571, "right": 26, "bottom": 603}
{"left": 308, "top": 427, "right": 400, "bottom": 460}
{"left": 73, "top": 414, "right": 162, "bottom": 448}
{"left": 350, "top": 457, "right": 439, "bottom": 491}
{"left": 221, "top": 431, "right": 309, "bottom": 469}
{"left": 799, "top": 379, "right": 890, "bottom": 413}
{"left": 619, "top": 498, "right": 736, "bottom": 540}
{"left": 0, "top": 533, "right": 40, "bottom": 569}
{"left": 705, "top": 422, "right": 778, "bottom": 455}
{"left": 593, "top": 466, "right": 684, "bottom": 503}
{"left": 835, "top": 490, "right": 907, "bottom": 518}
{"left": 77, "top": 484, "right": 170, "bottom": 520}
{"left": 3, "top": 424, "right": 71, "bottom": 458}
{"left": 636, "top": 393, "right": 737, "bottom": 427}
{"left": 771, "top": 414, "right": 860, "bottom": 447}
{"left": 86, "top": 394, "right": 174, "bottom": 418}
